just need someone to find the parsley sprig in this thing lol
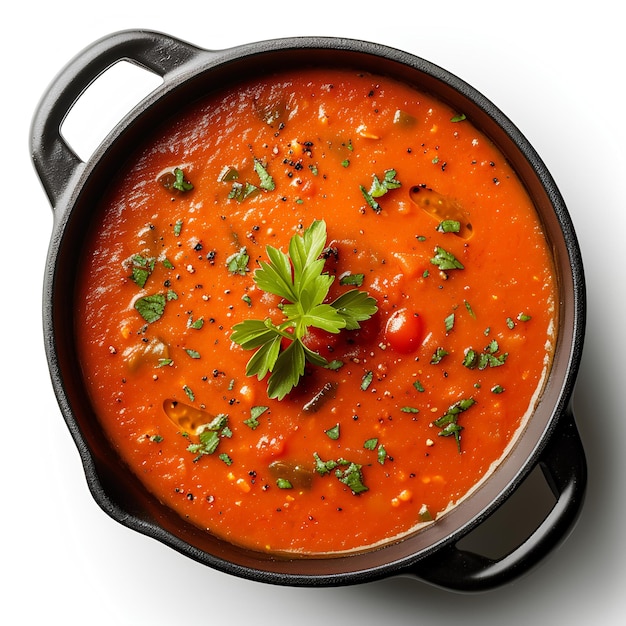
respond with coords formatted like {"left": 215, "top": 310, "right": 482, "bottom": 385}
{"left": 230, "top": 220, "right": 378, "bottom": 400}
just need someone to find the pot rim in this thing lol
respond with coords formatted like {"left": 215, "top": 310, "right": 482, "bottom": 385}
{"left": 33, "top": 30, "right": 586, "bottom": 591}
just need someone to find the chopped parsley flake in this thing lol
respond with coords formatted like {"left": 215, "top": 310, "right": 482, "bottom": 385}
{"left": 134, "top": 293, "right": 166, "bottom": 323}
{"left": 434, "top": 398, "right": 475, "bottom": 452}
{"left": 325, "top": 424, "right": 340, "bottom": 440}
{"left": 361, "top": 370, "right": 374, "bottom": 390}
{"left": 226, "top": 247, "right": 250, "bottom": 275}
{"left": 430, "top": 246, "right": 464, "bottom": 271}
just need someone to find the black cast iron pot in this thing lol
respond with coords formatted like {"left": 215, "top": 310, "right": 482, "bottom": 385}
{"left": 30, "top": 30, "right": 586, "bottom": 592}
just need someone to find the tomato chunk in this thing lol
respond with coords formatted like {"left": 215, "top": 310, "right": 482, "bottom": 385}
{"left": 384, "top": 308, "right": 424, "bottom": 353}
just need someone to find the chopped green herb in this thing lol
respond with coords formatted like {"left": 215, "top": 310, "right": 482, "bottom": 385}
{"left": 339, "top": 273, "right": 365, "bottom": 287}
{"left": 506, "top": 317, "right": 515, "bottom": 329}
{"left": 464, "top": 300, "right": 476, "bottom": 318}
{"left": 430, "top": 347, "right": 449, "bottom": 364}
{"left": 401, "top": 406, "right": 420, "bottom": 414}
{"left": 450, "top": 113, "right": 467, "bottom": 122}
{"left": 242, "top": 294, "right": 253, "bottom": 307}
{"left": 172, "top": 167, "right": 193, "bottom": 192}
{"left": 335, "top": 460, "right": 369, "bottom": 494}
{"left": 360, "top": 186, "right": 380, "bottom": 212}
{"left": 363, "top": 438, "right": 378, "bottom": 450}
{"left": 186, "top": 414, "right": 229, "bottom": 461}
{"left": 185, "top": 348, "right": 201, "bottom": 359}
{"left": 517, "top": 313, "right": 532, "bottom": 322}
{"left": 244, "top": 405, "right": 269, "bottom": 430}
{"left": 437, "top": 220, "right": 461, "bottom": 234}
{"left": 463, "top": 341, "right": 508, "bottom": 370}
{"left": 253, "top": 158, "right": 275, "bottom": 191}
{"left": 188, "top": 316, "right": 204, "bottom": 330}
{"left": 430, "top": 246, "right": 464, "bottom": 271}
{"left": 370, "top": 169, "right": 401, "bottom": 197}
{"left": 167, "top": 289, "right": 178, "bottom": 301}
{"left": 226, "top": 247, "right": 250, "bottom": 275}
{"left": 183, "top": 385, "right": 195, "bottom": 402}
{"left": 276, "top": 478, "right": 293, "bottom": 489}
{"left": 413, "top": 380, "right": 425, "bottom": 392}
{"left": 361, "top": 370, "right": 374, "bottom": 391}
{"left": 434, "top": 398, "right": 476, "bottom": 452}
{"left": 313, "top": 452, "right": 338, "bottom": 475}
{"left": 491, "top": 385, "right": 505, "bottom": 394}
{"left": 173, "top": 219, "right": 183, "bottom": 236}
{"left": 341, "top": 159, "right": 350, "bottom": 167}
{"left": 360, "top": 169, "right": 401, "bottom": 212}
{"left": 228, "top": 181, "right": 259, "bottom": 202}
{"left": 325, "top": 424, "right": 340, "bottom": 440}
{"left": 149, "top": 434, "right": 164, "bottom": 443}
{"left": 156, "top": 358, "right": 173, "bottom": 368}
{"left": 444, "top": 313, "right": 455, "bottom": 333}
{"left": 377, "top": 444, "right": 388, "bottom": 465}
{"left": 219, "top": 453, "right": 233, "bottom": 465}
{"left": 134, "top": 293, "right": 166, "bottom": 323}
{"left": 129, "top": 254, "right": 156, "bottom": 288}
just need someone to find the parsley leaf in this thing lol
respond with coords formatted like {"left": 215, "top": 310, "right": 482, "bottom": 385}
{"left": 172, "top": 167, "right": 194, "bottom": 192}
{"left": 335, "top": 460, "right": 369, "bottom": 494}
{"left": 186, "top": 414, "right": 230, "bottom": 461}
{"left": 430, "top": 246, "right": 464, "bottom": 271}
{"left": 134, "top": 293, "right": 166, "bottom": 323}
{"left": 226, "top": 247, "right": 250, "bottom": 275}
{"left": 254, "top": 158, "right": 275, "bottom": 191}
{"left": 231, "top": 220, "right": 378, "bottom": 399}
{"left": 130, "top": 254, "right": 156, "bottom": 288}
{"left": 434, "top": 398, "right": 475, "bottom": 452}
{"left": 360, "top": 169, "right": 402, "bottom": 212}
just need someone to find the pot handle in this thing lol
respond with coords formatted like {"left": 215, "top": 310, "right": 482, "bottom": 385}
{"left": 30, "top": 30, "right": 204, "bottom": 207}
{"left": 407, "top": 408, "right": 586, "bottom": 592}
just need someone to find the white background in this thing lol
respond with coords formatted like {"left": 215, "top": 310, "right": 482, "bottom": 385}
{"left": 3, "top": 1, "right": 624, "bottom": 624}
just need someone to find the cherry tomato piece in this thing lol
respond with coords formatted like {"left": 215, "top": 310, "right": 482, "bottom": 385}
{"left": 384, "top": 308, "right": 424, "bottom": 354}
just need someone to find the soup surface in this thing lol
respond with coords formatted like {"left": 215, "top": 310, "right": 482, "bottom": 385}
{"left": 76, "top": 67, "right": 556, "bottom": 555}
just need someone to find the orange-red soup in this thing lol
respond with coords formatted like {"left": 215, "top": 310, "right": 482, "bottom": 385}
{"left": 76, "top": 68, "right": 556, "bottom": 555}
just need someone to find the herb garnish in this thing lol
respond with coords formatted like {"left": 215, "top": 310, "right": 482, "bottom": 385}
{"left": 437, "top": 220, "right": 461, "bottom": 234}
{"left": 134, "top": 293, "right": 166, "bottom": 323}
{"left": 226, "top": 247, "right": 250, "bottom": 275}
{"left": 231, "top": 220, "right": 377, "bottom": 399}
{"left": 244, "top": 405, "right": 269, "bottom": 430}
{"left": 130, "top": 254, "right": 156, "bottom": 288}
{"left": 360, "top": 169, "right": 401, "bottom": 212}
{"left": 186, "top": 414, "right": 230, "bottom": 462}
{"left": 430, "top": 246, "right": 464, "bottom": 271}
{"left": 462, "top": 340, "right": 508, "bottom": 369}
{"left": 433, "top": 398, "right": 476, "bottom": 452}
{"left": 325, "top": 424, "right": 340, "bottom": 440}
{"left": 253, "top": 158, "right": 275, "bottom": 191}
{"left": 225, "top": 159, "right": 275, "bottom": 201}
{"left": 313, "top": 453, "right": 368, "bottom": 494}
{"left": 172, "top": 167, "right": 194, "bottom": 192}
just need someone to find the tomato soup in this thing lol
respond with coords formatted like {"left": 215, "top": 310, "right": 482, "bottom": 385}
{"left": 75, "top": 68, "right": 556, "bottom": 555}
